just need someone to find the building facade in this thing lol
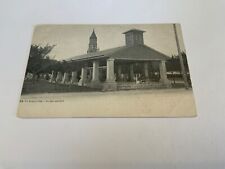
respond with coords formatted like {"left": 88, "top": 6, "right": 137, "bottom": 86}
{"left": 50, "top": 29, "right": 172, "bottom": 91}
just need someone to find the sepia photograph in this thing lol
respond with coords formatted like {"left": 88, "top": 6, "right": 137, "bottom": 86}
{"left": 18, "top": 24, "right": 196, "bottom": 117}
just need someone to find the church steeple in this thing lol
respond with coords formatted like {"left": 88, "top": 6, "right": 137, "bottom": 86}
{"left": 87, "top": 29, "right": 98, "bottom": 53}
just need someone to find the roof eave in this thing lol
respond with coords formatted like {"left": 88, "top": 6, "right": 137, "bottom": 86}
{"left": 70, "top": 55, "right": 109, "bottom": 62}
{"left": 123, "top": 29, "right": 145, "bottom": 34}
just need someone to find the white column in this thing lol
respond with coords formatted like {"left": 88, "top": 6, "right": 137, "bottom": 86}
{"left": 106, "top": 58, "right": 115, "bottom": 82}
{"left": 130, "top": 64, "right": 135, "bottom": 81}
{"left": 159, "top": 60, "right": 169, "bottom": 84}
{"left": 78, "top": 65, "right": 88, "bottom": 86}
{"left": 56, "top": 72, "right": 63, "bottom": 83}
{"left": 49, "top": 70, "right": 55, "bottom": 83}
{"left": 92, "top": 60, "right": 99, "bottom": 82}
{"left": 71, "top": 71, "right": 78, "bottom": 84}
{"left": 103, "top": 58, "right": 117, "bottom": 91}
{"left": 62, "top": 72, "right": 69, "bottom": 84}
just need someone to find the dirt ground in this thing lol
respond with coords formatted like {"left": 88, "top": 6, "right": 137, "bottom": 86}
{"left": 18, "top": 88, "right": 197, "bottom": 118}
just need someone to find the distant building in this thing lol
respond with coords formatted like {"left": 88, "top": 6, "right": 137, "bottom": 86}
{"left": 51, "top": 29, "right": 171, "bottom": 90}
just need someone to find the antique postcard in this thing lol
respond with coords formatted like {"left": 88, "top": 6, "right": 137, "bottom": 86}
{"left": 17, "top": 24, "right": 197, "bottom": 118}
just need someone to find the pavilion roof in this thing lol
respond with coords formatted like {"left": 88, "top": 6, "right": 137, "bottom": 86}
{"left": 123, "top": 29, "right": 145, "bottom": 34}
{"left": 67, "top": 45, "right": 170, "bottom": 62}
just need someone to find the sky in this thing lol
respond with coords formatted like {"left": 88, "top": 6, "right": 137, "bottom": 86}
{"left": 32, "top": 24, "right": 186, "bottom": 60}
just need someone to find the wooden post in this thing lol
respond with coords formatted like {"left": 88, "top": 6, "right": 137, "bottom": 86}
{"left": 173, "top": 23, "right": 189, "bottom": 89}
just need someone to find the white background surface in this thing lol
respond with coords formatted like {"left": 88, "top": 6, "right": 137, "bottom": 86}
{"left": 0, "top": 0, "right": 225, "bottom": 169}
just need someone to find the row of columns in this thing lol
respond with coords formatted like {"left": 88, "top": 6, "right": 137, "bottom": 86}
{"left": 101, "top": 59, "right": 170, "bottom": 85}
{"left": 78, "top": 61, "right": 102, "bottom": 86}
{"left": 130, "top": 62, "right": 149, "bottom": 81}
{"left": 117, "top": 61, "right": 169, "bottom": 83}
{"left": 104, "top": 59, "right": 170, "bottom": 89}
{"left": 49, "top": 58, "right": 170, "bottom": 88}
{"left": 78, "top": 59, "right": 116, "bottom": 85}
{"left": 49, "top": 71, "right": 78, "bottom": 84}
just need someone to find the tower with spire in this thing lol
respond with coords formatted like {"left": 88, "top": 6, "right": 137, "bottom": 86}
{"left": 87, "top": 29, "right": 98, "bottom": 53}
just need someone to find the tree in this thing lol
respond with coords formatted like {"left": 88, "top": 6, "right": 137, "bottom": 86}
{"left": 26, "top": 44, "right": 56, "bottom": 76}
{"left": 166, "top": 52, "right": 189, "bottom": 72}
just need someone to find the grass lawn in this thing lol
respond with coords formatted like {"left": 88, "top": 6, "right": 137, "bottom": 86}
{"left": 21, "top": 80, "right": 100, "bottom": 94}
{"left": 21, "top": 79, "right": 188, "bottom": 95}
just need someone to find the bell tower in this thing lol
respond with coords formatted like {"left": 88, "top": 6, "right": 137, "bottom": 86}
{"left": 87, "top": 29, "right": 98, "bottom": 53}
